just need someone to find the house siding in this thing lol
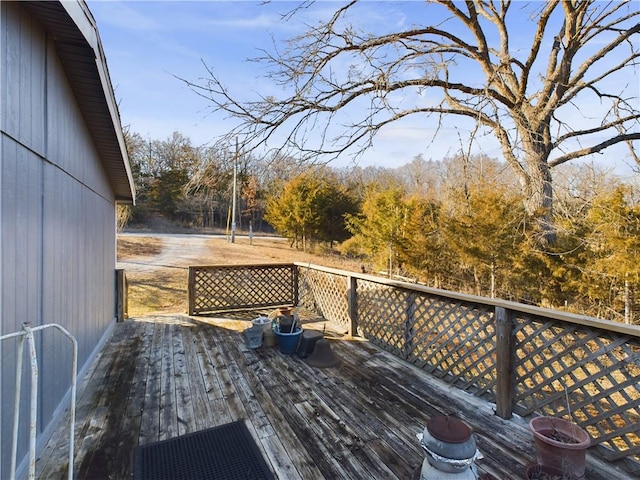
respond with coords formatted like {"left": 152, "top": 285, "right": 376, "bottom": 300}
{"left": 1, "top": 2, "right": 120, "bottom": 476}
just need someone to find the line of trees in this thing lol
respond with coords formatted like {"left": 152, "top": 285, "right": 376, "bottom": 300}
{"left": 121, "top": 129, "right": 638, "bottom": 324}
{"left": 344, "top": 160, "right": 639, "bottom": 325}
{"left": 124, "top": 130, "right": 297, "bottom": 231}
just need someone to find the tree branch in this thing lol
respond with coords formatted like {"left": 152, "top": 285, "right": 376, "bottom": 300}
{"left": 550, "top": 132, "right": 640, "bottom": 167}
{"left": 554, "top": 114, "right": 640, "bottom": 146}
{"left": 183, "top": 0, "right": 638, "bottom": 178}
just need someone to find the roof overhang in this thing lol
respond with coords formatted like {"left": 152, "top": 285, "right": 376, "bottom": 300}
{"left": 22, "top": 1, "right": 136, "bottom": 204}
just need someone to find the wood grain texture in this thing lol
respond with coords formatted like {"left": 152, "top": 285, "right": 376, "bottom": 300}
{"left": 36, "top": 315, "right": 621, "bottom": 480}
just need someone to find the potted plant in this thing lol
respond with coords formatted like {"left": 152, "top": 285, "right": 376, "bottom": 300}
{"left": 529, "top": 416, "right": 590, "bottom": 479}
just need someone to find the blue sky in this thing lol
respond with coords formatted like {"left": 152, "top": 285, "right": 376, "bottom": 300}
{"left": 88, "top": 1, "right": 639, "bottom": 175}
{"left": 89, "top": 0, "right": 461, "bottom": 168}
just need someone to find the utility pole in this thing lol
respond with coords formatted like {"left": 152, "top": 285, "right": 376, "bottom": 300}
{"left": 230, "top": 138, "right": 238, "bottom": 243}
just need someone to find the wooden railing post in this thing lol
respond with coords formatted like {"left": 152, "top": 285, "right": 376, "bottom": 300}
{"left": 347, "top": 275, "right": 358, "bottom": 337}
{"left": 495, "top": 306, "right": 514, "bottom": 419}
{"left": 292, "top": 265, "right": 300, "bottom": 306}
{"left": 404, "top": 292, "right": 417, "bottom": 360}
{"left": 115, "top": 269, "right": 127, "bottom": 322}
{"left": 188, "top": 267, "right": 196, "bottom": 315}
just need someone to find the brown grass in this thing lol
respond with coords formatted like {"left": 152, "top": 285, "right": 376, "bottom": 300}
{"left": 125, "top": 269, "right": 188, "bottom": 316}
{"left": 117, "top": 236, "right": 163, "bottom": 259}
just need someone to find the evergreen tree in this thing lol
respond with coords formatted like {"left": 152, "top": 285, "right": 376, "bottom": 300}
{"left": 397, "top": 196, "right": 448, "bottom": 285}
{"left": 583, "top": 186, "right": 640, "bottom": 323}
{"left": 344, "top": 185, "right": 411, "bottom": 276}
{"left": 265, "top": 170, "right": 356, "bottom": 250}
{"left": 442, "top": 180, "right": 525, "bottom": 297}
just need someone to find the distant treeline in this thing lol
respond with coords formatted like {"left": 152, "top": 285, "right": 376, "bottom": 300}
{"left": 121, "top": 130, "right": 639, "bottom": 324}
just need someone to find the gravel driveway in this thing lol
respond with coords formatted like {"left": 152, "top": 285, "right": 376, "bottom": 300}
{"left": 117, "top": 233, "right": 214, "bottom": 273}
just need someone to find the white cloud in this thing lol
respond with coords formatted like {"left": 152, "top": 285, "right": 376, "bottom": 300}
{"left": 91, "top": 2, "right": 162, "bottom": 31}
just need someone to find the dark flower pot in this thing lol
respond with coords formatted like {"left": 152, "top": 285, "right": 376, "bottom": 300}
{"left": 278, "top": 315, "right": 294, "bottom": 333}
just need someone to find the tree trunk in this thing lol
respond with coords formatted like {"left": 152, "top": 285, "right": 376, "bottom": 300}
{"left": 625, "top": 274, "right": 632, "bottom": 325}
{"left": 490, "top": 263, "right": 496, "bottom": 299}
{"left": 522, "top": 154, "right": 556, "bottom": 246}
{"left": 302, "top": 228, "right": 307, "bottom": 253}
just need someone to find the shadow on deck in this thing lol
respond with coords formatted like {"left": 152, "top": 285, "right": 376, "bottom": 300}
{"left": 36, "top": 314, "right": 618, "bottom": 479}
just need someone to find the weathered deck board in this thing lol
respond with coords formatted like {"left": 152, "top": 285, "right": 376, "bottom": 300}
{"left": 159, "top": 322, "right": 178, "bottom": 441}
{"left": 181, "top": 325, "right": 214, "bottom": 431}
{"left": 111, "top": 319, "right": 154, "bottom": 478}
{"left": 138, "top": 320, "right": 163, "bottom": 445}
{"left": 36, "top": 315, "right": 624, "bottom": 480}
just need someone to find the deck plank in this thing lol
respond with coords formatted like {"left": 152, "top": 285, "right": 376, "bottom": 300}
{"left": 181, "top": 325, "right": 214, "bottom": 430}
{"left": 159, "top": 322, "right": 178, "bottom": 441}
{"left": 194, "top": 329, "right": 225, "bottom": 401}
{"left": 171, "top": 323, "right": 196, "bottom": 435}
{"left": 138, "top": 320, "right": 163, "bottom": 445}
{"left": 214, "top": 330, "right": 275, "bottom": 439}
{"left": 204, "top": 328, "right": 251, "bottom": 422}
{"left": 35, "top": 315, "right": 621, "bottom": 480}
{"left": 258, "top": 434, "right": 305, "bottom": 480}
{"left": 35, "top": 330, "right": 118, "bottom": 478}
{"left": 75, "top": 320, "right": 143, "bottom": 478}
{"left": 195, "top": 329, "right": 234, "bottom": 426}
{"left": 296, "top": 341, "right": 426, "bottom": 470}
{"left": 239, "top": 347, "right": 325, "bottom": 479}
{"left": 111, "top": 319, "right": 155, "bottom": 478}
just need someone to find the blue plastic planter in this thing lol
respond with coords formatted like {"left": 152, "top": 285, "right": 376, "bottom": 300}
{"left": 274, "top": 326, "right": 302, "bottom": 354}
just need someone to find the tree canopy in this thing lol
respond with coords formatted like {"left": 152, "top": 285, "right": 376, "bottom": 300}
{"left": 264, "top": 169, "right": 359, "bottom": 250}
{"left": 186, "top": 0, "right": 639, "bottom": 244}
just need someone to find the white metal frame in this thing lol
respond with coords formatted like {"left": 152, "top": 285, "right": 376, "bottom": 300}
{"left": 1, "top": 323, "right": 77, "bottom": 480}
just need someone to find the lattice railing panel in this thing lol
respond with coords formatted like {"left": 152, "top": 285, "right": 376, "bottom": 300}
{"left": 513, "top": 314, "right": 640, "bottom": 463}
{"left": 356, "top": 281, "right": 410, "bottom": 358}
{"left": 297, "top": 266, "right": 350, "bottom": 329}
{"left": 410, "top": 297, "right": 497, "bottom": 398}
{"left": 355, "top": 279, "right": 497, "bottom": 398}
{"left": 189, "top": 265, "right": 294, "bottom": 314}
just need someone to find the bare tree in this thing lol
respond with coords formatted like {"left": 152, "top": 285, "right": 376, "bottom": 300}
{"left": 186, "top": 0, "right": 639, "bottom": 243}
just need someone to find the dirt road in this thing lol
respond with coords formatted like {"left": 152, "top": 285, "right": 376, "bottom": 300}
{"left": 118, "top": 233, "right": 212, "bottom": 273}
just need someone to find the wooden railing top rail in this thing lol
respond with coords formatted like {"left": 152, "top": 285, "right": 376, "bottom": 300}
{"left": 192, "top": 263, "right": 296, "bottom": 269}
{"left": 293, "top": 262, "right": 640, "bottom": 338}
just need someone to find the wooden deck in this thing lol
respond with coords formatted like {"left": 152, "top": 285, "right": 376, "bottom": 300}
{"left": 36, "top": 314, "right": 621, "bottom": 479}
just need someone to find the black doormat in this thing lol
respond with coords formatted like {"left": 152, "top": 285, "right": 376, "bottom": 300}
{"left": 133, "top": 420, "right": 275, "bottom": 480}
